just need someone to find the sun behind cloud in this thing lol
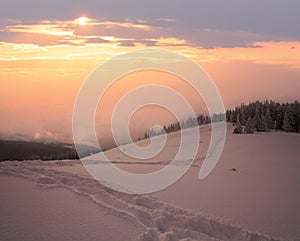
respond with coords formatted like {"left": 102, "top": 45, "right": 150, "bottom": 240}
{"left": 74, "top": 17, "right": 91, "bottom": 25}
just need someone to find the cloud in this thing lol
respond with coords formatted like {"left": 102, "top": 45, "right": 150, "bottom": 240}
{"left": 146, "top": 37, "right": 187, "bottom": 46}
{"left": 209, "top": 41, "right": 300, "bottom": 67}
{"left": 1, "top": 17, "right": 153, "bottom": 47}
{"left": 2, "top": 15, "right": 295, "bottom": 51}
{"left": 1, "top": 0, "right": 299, "bottom": 145}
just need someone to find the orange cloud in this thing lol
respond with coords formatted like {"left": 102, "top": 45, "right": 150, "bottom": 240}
{"left": 1, "top": 15, "right": 300, "bottom": 141}
{"left": 5, "top": 23, "right": 75, "bottom": 37}
{"left": 207, "top": 41, "right": 300, "bottom": 68}
{"left": 2, "top": 17, "right": 152, "bottom": 47}
{"left": 147, "top": 37, "right": 187, "bottom": 46}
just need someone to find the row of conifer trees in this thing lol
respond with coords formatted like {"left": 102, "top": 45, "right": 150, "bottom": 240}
{"left": 227, "top": 100, "right": 300, "bottom": 134}
{"left": 143, "top": 100, "right": 300, "bottom": 137}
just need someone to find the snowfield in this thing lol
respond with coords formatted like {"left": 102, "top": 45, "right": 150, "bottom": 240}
{"left": 0, "top": 124, "right": 299, "bottom": 241}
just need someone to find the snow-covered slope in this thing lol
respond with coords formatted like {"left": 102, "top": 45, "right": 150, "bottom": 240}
{"left": 0, "top": 160, "right": 284, "bottom": 241}
{"left": 0, "top": 123, "right": 299, "bottom": 240}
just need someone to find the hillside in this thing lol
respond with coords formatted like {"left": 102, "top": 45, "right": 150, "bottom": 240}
{"left": 0, "top": 140, "right": 78, "bottom": 161}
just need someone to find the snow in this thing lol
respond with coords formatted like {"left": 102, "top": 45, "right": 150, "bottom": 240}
{"left": 0, "top": 124, "right": 299, "bottom": 240}
{"left": 0, "top": 175, "right": 142, "bottom": 241}
{"left": 153, "top": 125, "right": 300, "bottom": 240}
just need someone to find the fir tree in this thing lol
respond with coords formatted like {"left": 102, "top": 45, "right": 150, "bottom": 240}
{"left": 245, "top": 117, "right": 255, "bottom": 134}
{"left": 233, "top": 115, "right": 243, "bottom": 134}
{"left": 256, "top": 114, "right": 268, "bottom": 132}
{"left": 240, "top": 106, "right": 246, "bottom": 125}
{"left": 230, "top": 111, "right": 235, "bottom": 123}
{"left": 282, "top": 108, "right": 295, "bottom": 132}
{"left": 265, "top": 108, "right": 273, "bottom": 130}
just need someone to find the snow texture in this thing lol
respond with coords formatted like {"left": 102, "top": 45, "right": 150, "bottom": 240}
{"left": 0, "top": 159, "right": 285, "bottom": 241}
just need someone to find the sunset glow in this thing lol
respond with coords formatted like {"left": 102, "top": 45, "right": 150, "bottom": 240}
{"left": 0, "top": 3, "right": 299, "bottom": 241}
{"left": 0, "top": 2, "right": 299, "bottom": 142}
{"left": 74, "top": 17, "right": 91, "bottom": 25}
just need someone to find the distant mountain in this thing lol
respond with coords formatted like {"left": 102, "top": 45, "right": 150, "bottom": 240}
{"left": 7, "top": 134, "right": 35, "bottom": 142}
{"left": 0, "top": 140, "right": 78, "bottom": 161}
{"left": 5, "top": 134, "right": 58, "bottom": 144}
{"left": 35, "top": 137, "right": 58, "bottom": 144}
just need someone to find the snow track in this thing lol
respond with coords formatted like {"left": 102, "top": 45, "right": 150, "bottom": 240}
{"left": 0, "top": 160, "right": 284, "bottom": 241}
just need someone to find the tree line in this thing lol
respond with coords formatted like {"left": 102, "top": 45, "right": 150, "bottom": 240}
{"left": 0, "top": 140, "right": 79, "bottom": 162}
{"left": 142, "top": 100, "right": 300, "bottom": 138}
{"left": 143, "top": 113, "right": 225, "bottom": 138}
{"left": 227, "top": 100, "right": 300, "bottom": 134}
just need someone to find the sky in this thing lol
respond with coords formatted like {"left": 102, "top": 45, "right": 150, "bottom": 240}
{"left": 0, "top": 0, "right": 300, "bottom": 144}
